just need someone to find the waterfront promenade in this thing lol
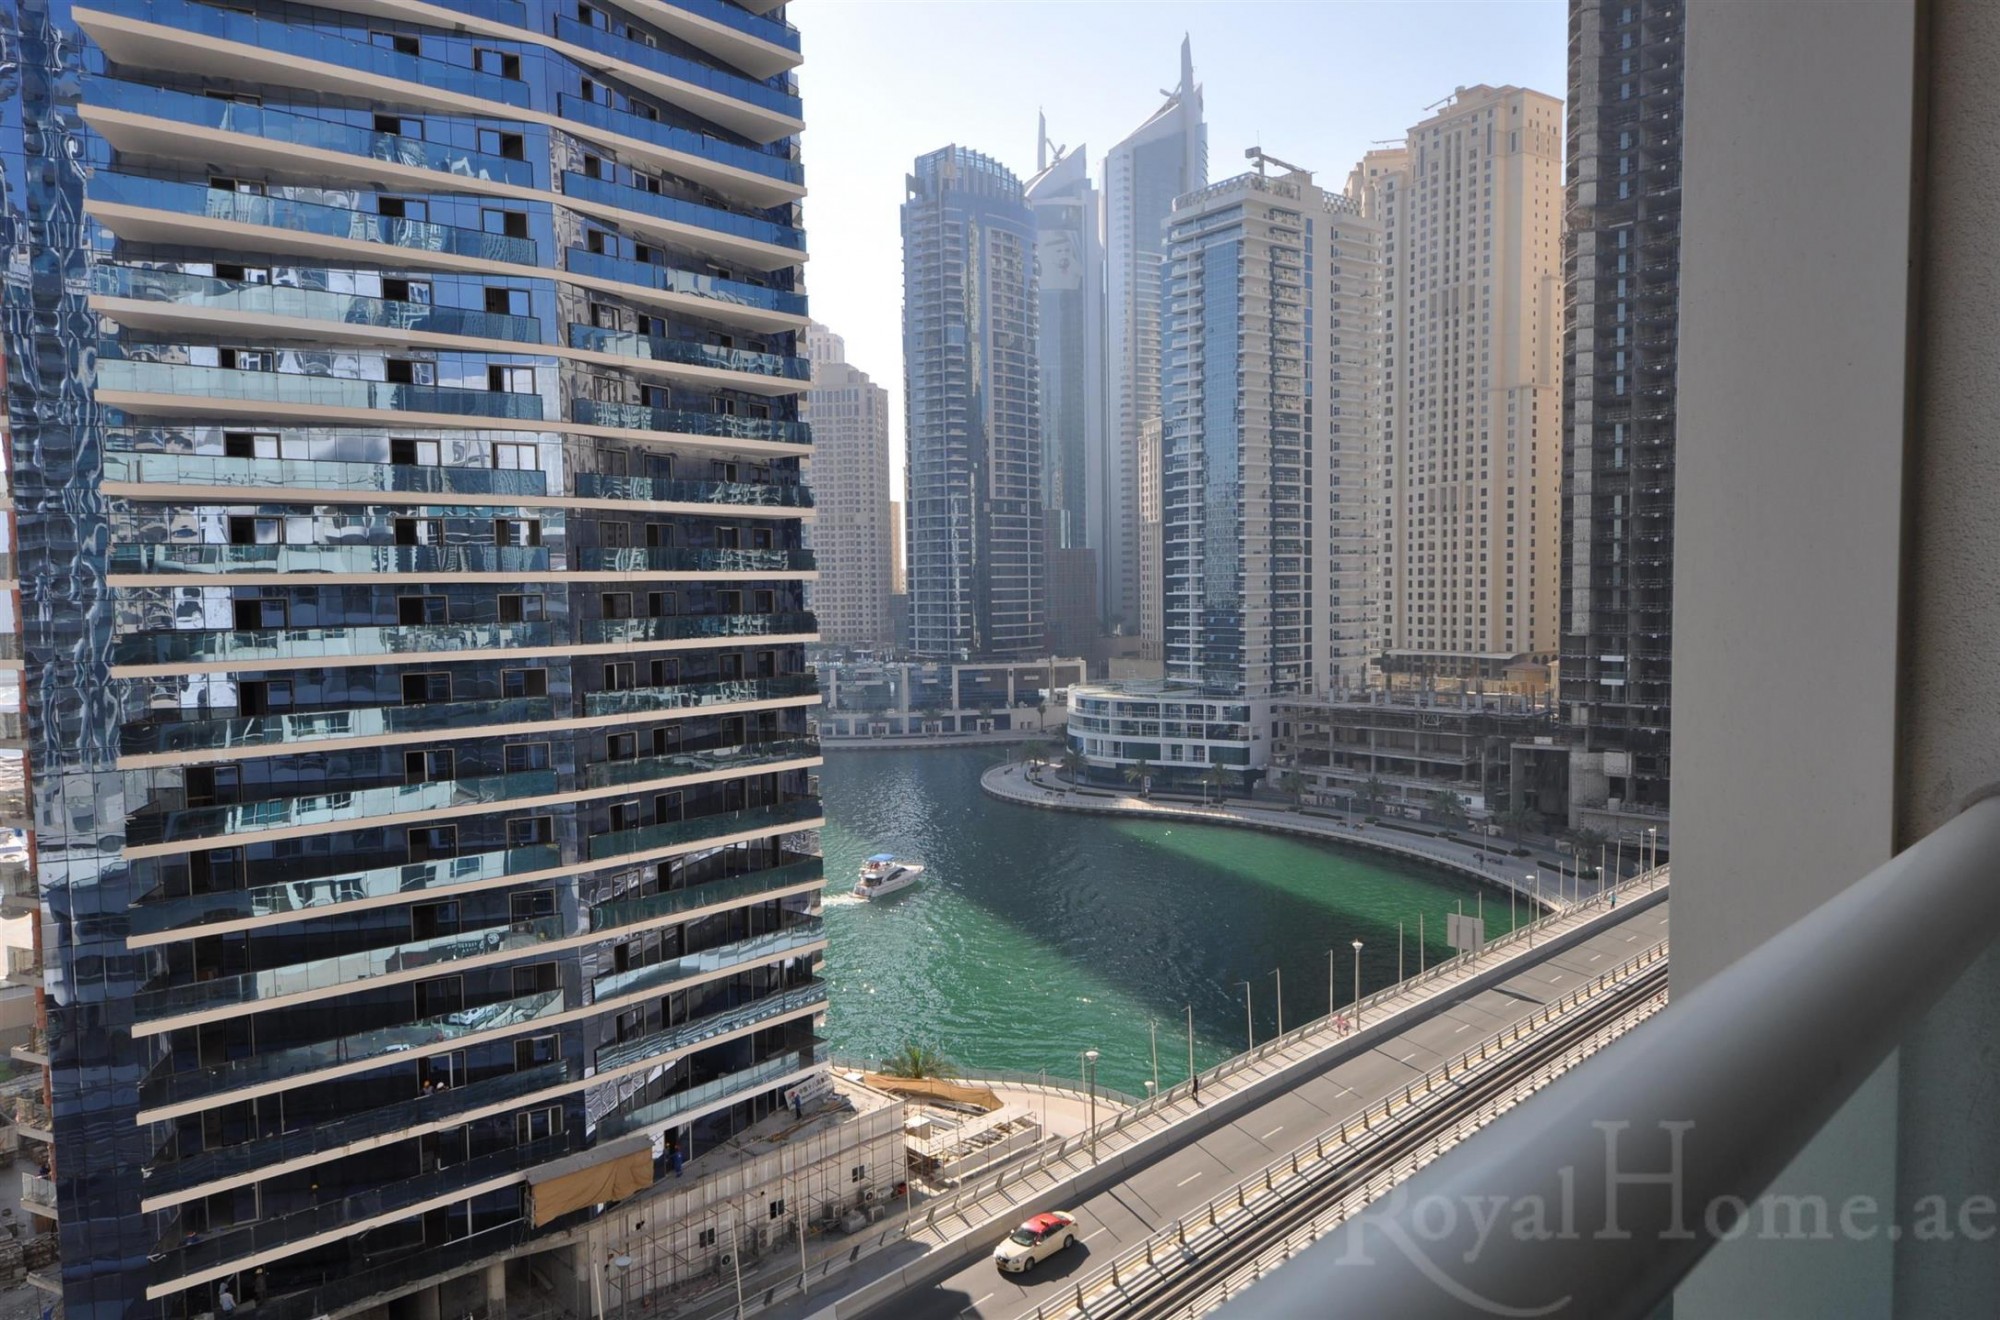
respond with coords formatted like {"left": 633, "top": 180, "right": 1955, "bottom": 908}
{"left": 980, "top": 761, "right": 1605, "bottom": 910}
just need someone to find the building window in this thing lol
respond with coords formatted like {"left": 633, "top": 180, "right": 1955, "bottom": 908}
{"left": 473, "top": 47, "right": 521, "bottom": 78}
{"left": 502, "top": 667, "right": 548, "bottom": 698}
{"left": 504, "top": 742, "right": 552, "bottom": 773}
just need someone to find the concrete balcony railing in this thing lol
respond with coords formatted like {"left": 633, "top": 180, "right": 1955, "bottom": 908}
{"left": 10, "top": 1027, "right": 48, "bottom": 1068}
{"left": 13, "top": 1095, "right": 52, "bottom": 1141}
{"left": 19, "top": 1172, "right": 56, "bottom": 1217}
{"left": 1, "top": 858, "right": 36, "bottom": 916}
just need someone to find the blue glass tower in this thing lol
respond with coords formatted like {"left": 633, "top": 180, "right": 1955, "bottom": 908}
{"left": 0, "top": 0, "right": 824, "bottom": 1315}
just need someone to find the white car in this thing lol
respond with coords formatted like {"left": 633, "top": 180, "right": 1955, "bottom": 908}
{"left": 993, "top": 1210, "right": 1079, "bottom": 1273}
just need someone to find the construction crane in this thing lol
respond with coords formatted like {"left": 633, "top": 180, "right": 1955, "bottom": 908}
{"left": 1245, "top": 145, "right": 1310, "bottom": 178}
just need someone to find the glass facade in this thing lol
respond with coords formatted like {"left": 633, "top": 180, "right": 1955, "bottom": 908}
{"left": 901, "top": 146, "right": 1043, "bottom": 660}
{"left": 0, "top": 0, "right": 823, "bottom": 1315}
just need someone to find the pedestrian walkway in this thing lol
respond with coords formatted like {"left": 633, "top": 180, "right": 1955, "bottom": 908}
{"left": 904, "top": 873, "right": 1665, "bottom": 1250}
{"left": 982, "top": 761, "right": 1611, "bottom": 909}
{"left": 684, "top": 875, "right": 1668, "bottom": 1320}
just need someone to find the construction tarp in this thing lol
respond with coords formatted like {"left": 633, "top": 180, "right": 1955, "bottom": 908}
{"left": 860, "top": 1073, "right": 1002, "bottom": 1112}
{"left": 526, "top": 1134, "right": 655, "bottom": 1227}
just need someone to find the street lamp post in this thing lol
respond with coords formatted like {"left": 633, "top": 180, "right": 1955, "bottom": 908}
{"left": 1082, "top": 1048, "right": 1100, "bottom": 1159}
{"left": 1647, "top": 826, "right": 1659, "bottom": 880}
{"left": 1185, "top": 1004, "right": 1196, "bottom": 1087}
{"left": 1327, "top": 947, "right": 1337, "bottom": 1018}
{"left": 1149, "top": 1019, "right": 1159, "bottom": 1096}
{"left": 1527, "top": 874, "right": 1538, "bottom": 945}
{"left": 611, "top": 1253, "right": 633, "bottom": 1320}
{"left": 1398, "top": 921, "right": 1405, "bottom": 984}
{"left": 1351, "top": 940, "right": 1364, "bottom": 1028}
{"left": 1269, "top": 967, "right": 1283, "bottom": 1038}
{"left": 1239, "top": 980, "right": 1254, "bottom": 1052}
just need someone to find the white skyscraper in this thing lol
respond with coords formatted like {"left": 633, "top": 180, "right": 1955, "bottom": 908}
{"left": 804, "top": 323, "right": 895, "bottom": 646}
{"left": 1360, "top": 85, "right": 1565, "bottom": 688}
{"left": 1102, "top": 36, "right": 1205, "bottom": 644}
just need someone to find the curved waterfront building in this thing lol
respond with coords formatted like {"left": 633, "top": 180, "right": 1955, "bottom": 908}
{"left": 1, "top": 0, "right": 824, "bottom": 1314}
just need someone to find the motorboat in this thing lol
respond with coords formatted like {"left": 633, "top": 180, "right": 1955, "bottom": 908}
{"left": 854, "top": 854, "right": 924, "bottom": 900}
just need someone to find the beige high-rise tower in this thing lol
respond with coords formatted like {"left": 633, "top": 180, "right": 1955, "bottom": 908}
{"left": 1355, "top": 85, "right": 1564, "bottom": 689}
{"left": 804, "top": 323, "right": 895, "bottom": 646}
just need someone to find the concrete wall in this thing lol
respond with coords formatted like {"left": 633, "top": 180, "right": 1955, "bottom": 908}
{"left": 1672, "top": 1, "right": 1921, "bottom": 1316}
{"left": 1676, "top": 2, "right": 2000, "bottom": 1317}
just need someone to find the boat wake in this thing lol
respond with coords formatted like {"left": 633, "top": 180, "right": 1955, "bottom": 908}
{"left": 821, "top": 893, "right": 868, "bottom": 909}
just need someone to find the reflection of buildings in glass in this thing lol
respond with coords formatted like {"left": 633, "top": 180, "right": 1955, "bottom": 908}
{"left": 3, "top": 2, "right": 827, "bottom": 1314}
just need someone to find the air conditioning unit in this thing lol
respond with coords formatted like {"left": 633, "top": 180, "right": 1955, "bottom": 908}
{"left": 717, "top": 1253, "right": 734, "bottom": 1270}
{"left": 859, "top": 1186, "right": 877, "bottom": 1204}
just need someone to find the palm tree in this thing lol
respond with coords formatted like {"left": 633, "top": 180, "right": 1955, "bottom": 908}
{"left": 1276, "top": 769, "right": 1306, "bottom": 806}
{"left": 1200, "top": 765, "right": 1232, "bottom": 803}
{"left": 1360, "top": 775, "right": 1391, "bottom": 816}
{"left": 1427, "top": 789, "right": 1470, "bottom": 830}
{"left": 878, "top": 1042, "right": 953, "bottom": 1080}
{"left": 1496, "top": 801, "right": 1541, "bottom": 841}
{"left": 1123, "top": 757, "right": 1155, "bottom": 796}
{"left": 1060, "top": 748, "right": 1088, "bottom": 786}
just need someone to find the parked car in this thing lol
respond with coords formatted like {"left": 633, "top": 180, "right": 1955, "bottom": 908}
{"left": 994, "top": 1210, "right": 1079, "bottom": 1273}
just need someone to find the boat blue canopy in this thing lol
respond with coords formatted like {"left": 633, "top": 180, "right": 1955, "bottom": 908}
{"left": 866, "top": 853, "right": 896, "bottom": 863}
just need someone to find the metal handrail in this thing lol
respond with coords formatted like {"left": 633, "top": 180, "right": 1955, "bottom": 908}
{"left": 1043, "top": 941, "right": 1669, "bottom": 1319}
{"left": 917, "top": 870, "right": 1667, "bottom": 1230}
{"left": 1218, "top": 790, "right": 2000, "bottom": 1318}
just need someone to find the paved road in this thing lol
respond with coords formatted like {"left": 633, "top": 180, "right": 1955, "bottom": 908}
{"left": 889, "top": 900, "right": 1672, "bottom": 1320}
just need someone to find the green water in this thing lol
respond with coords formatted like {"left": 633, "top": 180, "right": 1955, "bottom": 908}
{"left": 817, "top": 748, "right": 1517, "bottom": 1096}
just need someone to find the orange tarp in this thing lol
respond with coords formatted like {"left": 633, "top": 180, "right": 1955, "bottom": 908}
{"left": 860, "top": 1073, "right": 1002, "bottom": 1112}
{"left": 527, "top": 1135, "right": 655, "bottom": 1226}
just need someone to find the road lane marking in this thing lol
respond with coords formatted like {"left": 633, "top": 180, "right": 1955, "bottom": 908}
{"left": 967, "top": 1294, "right": 993, "bottom": 1311}
{"left": 1590, "top": 953, "right": 1603, "bottom": 962}
{"left": 1177, "top": 1171, "right": 1205, "bottom": 1187}
{"left": 1262, "top": 1125, "right": 1285, "bottom": 1140}
{"left": 1455, "top": 1022, "right": 1470, "bottom": 1033}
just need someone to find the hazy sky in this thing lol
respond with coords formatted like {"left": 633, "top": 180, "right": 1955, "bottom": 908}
{"left": 793, "top": 0, "right": 1567, "bottom": 481}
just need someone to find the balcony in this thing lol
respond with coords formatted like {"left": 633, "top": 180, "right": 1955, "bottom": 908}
{"left": 137, "top": 988, "right": 566, "bottom": 1114}
{"left": 560, "top": 171, "right": 803, "bottom": 257}
{"left": 593, "top": 978, "right": 826, "bottom": 1075}
{"left": 127, "top": 844, "right": 562, "bottom": 941}
{"left": 581, "top": 610, "right": 818, "bottom": 645}
{"left": 109, "top": 544, "right": 552, "bottom": 577}
{"left": 564, "top": 249, "right": 805, "bottom": 320}
{"left": 11, "top": 1029, "right": 49, "bottom": 1070}
{"left": 579, "top": 733, "right": 819, "bottom": 790}
{"left": 3, "top": 950, "right": 42, "bottom": 990}
{"left": 95, "top": 361, "right": 551, "bottom": 427}
{"left": 581, "top": 672, "right": 819, "bottom": 717}
{"left": 571, "top": 397, "right": 808, "bottom": 444}
{"left": 94, "top": 267, "right": 543, "bottom": 347}
{"left": 111, "top": 620, "right": 551, "bottom": 671}
{"left": 102, "top": 452, "right": 550, "bottom": 500}
{"left": 567, "top": 323, "right": 808, "bottom": 382}
{"left": 554, "top": 93, "right": 801, "bottom": 190}
{"left": 87, "top": 175, "right": 538, "bottom": 268}
{"left": 82, "top": 78, "right": 537, "bottom": 189}
{"left": 600, "top": 1042, "right": 828, "bottom": 1139}
{"left": 140, "top": 1061, "right": 571, "bottom": 1204}
{"left": 12, "top": 1094, "right": 52, "bottom": 1143}
{"left": 552, "top": 14, "right": 801, "bottom": 141}
{"left": 149, "top": 1132, "right": 572, "bottom": 1283}
{"left": 0, "top": 858, "right": 35, "bottom": 916}
{"left": 572, "top": 546, "right": 814, "bottom": 573}
{"left": 132, "top": 906, "right": 571, "bottom": 1023}
{"left": 589, "top": 854, "right": 822, "bottom": 937}
{"left": 586, "top": 796, "right": 822, "bottom": 860}
{"left": 19, "top": 1172, "right": 56, "bottom": 1219}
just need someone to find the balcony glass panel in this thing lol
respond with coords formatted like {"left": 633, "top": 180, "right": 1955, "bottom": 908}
{"left": 113, "top": 620, "right": 550, "bottom": 668}
{"left": 552, "top": 15, "right": 801, "bottom": 118}
{"left": 134, "top": 908, "right": 568, "bottom": 1021}
{"left": 97, "top": 362, "right": 550, "bottom": 423}
{"left": 582, "top": 672, "right": 817, "bottom": 717}
{"left": 139, "top": 990, "right": 566, "bottom": 1111}
{"left": 567, "top": 323, "right": 807, "bottom": 379}
{"left": 560, "top": 171, "right": 801, "bottom": 251}
{"left": 590, "top": 855, "right": 822, "bottom": 934}
{"left": 128, "top": 844, "right": 562, "bottom": 939}
{"left": 127, "top": 767, "right": 561, "bottom": 848}
{"left": 86, "top": 78, "right": 537, "bottom": 187}
{"left": 587, "top": 797, "right": 821, "bottom": 860}
{"left": 88, "top": 175, "right": 538, "bottom": 267}
{"left": 599, "top": 1043, "right": 827, "bottom": 1139}
{"left": 630, "top": 0, "right": 800, "bottom": 55}
{"left": 572, "top": 546, "right": 812, "bottom": 572}
{"left": 153, "top": 1133, "right": 571, "bottom": 1281}
{"left": 594, "top": 980, "right": 825, "bottom": 1074}
{"left": 141, "top": 1062, "right": 570, "bottom": 1200}
{"left": 110, "top": 545, "right": 552, "bottom": 575}
{"left": 590, "top": 918, "right": 824, "bottom": 1005}
{"left": 102, "top": 453, "right": 551, "bottom": 499}
{"left": 95, "top": 267, "right": 543, "bottom": 345}
{"left": 563, "top": 249, "right": 805, "bottom": 316}
{"left": 554, "top": 94, "right": 799, "bottom": 185}
{"left": 573, "top": 471, "right": 811, "bottom": 507}
{"left": 581, "top": 735, "right": 817, "bottom": 790}
{"left": 580, "top": 611, "right": 816, "bottom": 645}
{"left": 570, "top": 397, "right": 808, "bottom": 443}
